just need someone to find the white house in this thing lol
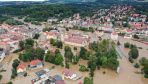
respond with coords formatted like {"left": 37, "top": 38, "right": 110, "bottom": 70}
{"left": 0, "top": 48, "right": 6, "bottom": 62}
{"left": 29, "top": 59, "right": 43, "bottom": 70}
{"left": 63, "top": 69, "right": 77, "bottom": 80}
{"left": 124, "top": 34, "right": 132, "bottom": 39}
{"left": 17, "top": 63, "right": 26, "bottom": 76}
{"left": 111, "top": 32, "right": 118, "bottom": 40}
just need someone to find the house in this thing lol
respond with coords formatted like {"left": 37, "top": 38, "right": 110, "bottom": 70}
{"left": 129, "top": 22, "right": 144, "bottom": 29}
{"left": 43, "top": 30, "right": 60, "bottom": 40}
{"left": 35, "top": 69, "right": 50, "bottom": 78}
{"left": 124, "top": 34, "right": 132, "bottom": 39}
{"left": 0, "top": 48, "right": 5, "bottom": 62}
{"left": 29, "top": 59, "right": 43, "bottom": 70}
{"left": 111, "top": 32, "right": 118, "bottom": 40}
{"left": 32, "top": 69, "right": 65, "bottom": 84}
{"left": 54, "top": 75, "right": 63, "bottom": 81}
{"left": 54, "top": 75, "right": 65, "bottom": 84}
{"left": 17, "top": 63, "right": 26, "bottom": 76}
{"left": 0, "top": 28, "right": 7, "bottom": 35}
{"left": 0, "top": 63, "right": 4, "bottom": 71}
{"left": 62, "top": 69, "right": 77, "bottom": 80}
{"left": 38, "top": 41, "right": 50, "bottom": 50}
{"left": 142, "top": 28, "right": 148, "bottom": 36}
{"left": 0, "top": 41, "right": 10, "bottom": 54}
{"left": 62, "top": 33, "right": 89, "bottom": 47}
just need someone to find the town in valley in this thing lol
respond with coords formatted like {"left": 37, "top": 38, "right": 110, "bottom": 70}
{"left": 0, "top": 0, "right": 148, "bottom": 84}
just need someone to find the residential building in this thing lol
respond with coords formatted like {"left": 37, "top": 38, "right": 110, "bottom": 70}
{"left": 61, "top": 33, "right": 89, "bottom": 47}
{"left": 29, "top": 59, "right": 43, "bottom": 70}
{"left": 62, "top": 69, "right": 80, "bottom": 80}
{"left": 17, "top": 63, "right": 27, "bottom": 76}
{"left": 111, "top": 32, "right": 118, "bottom": 40}
{"left": 0, "top": 48, "right": 6, "bottom": 62}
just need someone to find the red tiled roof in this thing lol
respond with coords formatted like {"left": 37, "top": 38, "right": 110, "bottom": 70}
{"left": 30, "top": 59, "right": 42, "bottom": 65}
{"left": 44, "top": 31, "right": 59, "bottom": 36}
{"left": 0, "top": 41, "right": 8, "bottom": 45}
{"left": 17, "top": 63, "right": 26, "bottom": 70}
{"left": 64, "top": 33, "right": 87, "bottom": 44}
{"left": 126, "top": 29, "right": 132, "bottom": 33}
{"left": 131, "top": 14, "right": 139, "bottom": 17}
{"left": 63, "top": 69, "right": 74, "bottom": 77}
{"left": 111, "top": 32, "right": 117, "bottom": 35}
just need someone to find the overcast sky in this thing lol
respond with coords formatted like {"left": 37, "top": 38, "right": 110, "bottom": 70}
{"left": 0, "top": 0, "right": 45, "bottom": 1}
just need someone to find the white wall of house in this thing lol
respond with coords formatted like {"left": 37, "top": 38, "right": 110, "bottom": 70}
{"left": 0, "top": 52, "right": 6, "bottom": 62}
{"left": 124, "top": 34, "right": 132, "bottom": 39}
{"left": 17, "top": 68, "right": 26, "bottom": 73}
{"left": 111, "top": 34, "right": 118, "bottom": 40}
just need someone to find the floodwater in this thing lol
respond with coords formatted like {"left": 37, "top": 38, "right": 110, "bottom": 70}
{"left": 94, "top": 58, "right": 148, "bottom": 84}
{"left": 0, "top": 34, "right": 148, "bottom": 84}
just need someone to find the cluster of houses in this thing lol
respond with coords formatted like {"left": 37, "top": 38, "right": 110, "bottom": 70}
{"left": 0, "top": 24, "right": 40, "bottom": 62}
{"left": 31, "top": 69, "right": 65, "bottom": 84}
{"left": 17, "top": 59, "right": 81, "bottom": 84}
{"left": 17, "top": 60, "right": 80, "bottom": 84}
{"left": 17, "top": 59, "right": 44, "bottom": 76}
{"left": 61, "top": 32, "right": 89, "bottom": 47}
{"left": 41, "top": 29, "right": 90, "bottom": 47}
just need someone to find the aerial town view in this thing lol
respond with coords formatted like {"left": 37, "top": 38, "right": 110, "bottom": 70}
{"left": 0, "top": 0, "right": 148, "bottom": 84}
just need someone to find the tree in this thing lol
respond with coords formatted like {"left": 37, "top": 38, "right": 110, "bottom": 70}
{"left": 55, "top": 53, "right": 64, "bottom": 65}
{"left": 133, "top": 34, "right": 139, "bottom": 39}
{"left": 79, "top": 65, "right": 88, "bottom": 72}
{"left": 64, "top": 46, "right": 73, "bottom": 62}
{"left": 74, "top": 47, "right": 77, "bottom": 51}
{"left": 117, "top": 41, "right": 120, "bottom": 46}
{"left": 7, "top": 81, "right": 13, "bottom": 84}
{"left": 0, "top": 74, "right": 2, "bottom": 80}
{"left": 19, "top": 49, "right": 34, "bottom": 62}
{"left": 106, "top": 57, "right": 119, "bottom": 70}
{"left": 134, "top": 63, "right": 140, "bottom": 68}
{"left": 89, "top": 42, "right": 98, "bottom": 51}
{"left": 124, "top": 42, "right": 130, "bottom": 48}
{"left": 79, "top": 47, "right": 90, "bottom": 60}
{"left": 83, "top": 77, "right": 93, "bottom": 84}
{"left": 143, "top": 65, "right": 148, "bottom": 77}
{"left": 5, "top": 19, "right": 24, "bottom": 25}
{"left": 25, "top": 38, "right": 34, "bottom": 47}
{"left": 100, "top": 56, "right": 108, "bottom": 67}
{"left": 88, "top": 56, "right": 96, "bottom": 71}
{"left": 139, "top": 57, "right": 148, "bottom": 78}
{"left": 139, "top": 57, "right": 148, "bottom": 66}
{"left": 34, "top": 48, "right": 45, "bottom": 60}
{"left": 45, "top": 50, "right": 63, "bottom": 66}
{"left": 72, "top": 55, "right": 79, "bottom": 64}
{"left": 11, "top": 68, "right": 17, "bottom": 79}
{"left": 56, "top": 41, "right": 63, "bottom": 49}
{"left": 12, "top": 59, "right": 20, "bottom": 69}
{"left": 11, "top": 59, "right": 20, "bottom": 79}
{"left": 33, "top": 33, "right": 40, "bottom": 39}
{"left": 45, "top": 51, "right": 55, "bottom": 63}
{"left": 19, "top": 47, "right": 45, "bottom": 62}
{"left": 50, "top": 38, "right": 56, "bottom": 46}
{"left": 19, "top": 41, "right": 25, "bottom": 50}
{"left": 89, "top": 70, "right": 94, "bottom": 77}
{"left": 128, "top": 47, "right": 139, "bottom": 59}
{"left": 65, "top": 62, "right": 70, "bottom": 69}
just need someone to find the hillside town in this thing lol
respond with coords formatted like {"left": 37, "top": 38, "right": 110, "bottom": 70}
{"left": 0, "top": 4, "right": 148, "bottom": 84}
